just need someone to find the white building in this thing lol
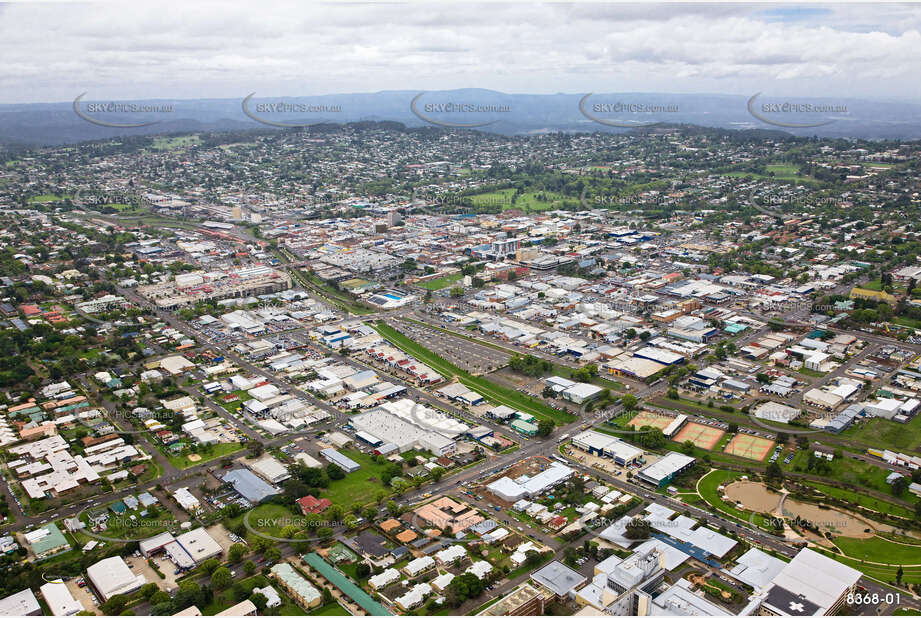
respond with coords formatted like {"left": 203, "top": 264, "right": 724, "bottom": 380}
{"left": 86, "top": 556, "right": 146, "bottom": 602}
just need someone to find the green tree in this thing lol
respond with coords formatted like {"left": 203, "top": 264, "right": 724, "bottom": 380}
{"left": 537, "top": 419, "right": 554, "bottom": 437}
{"left": 211, "top": 566, "right": 232, "bottom": 590}
{"left": 228, "top": 543, "right": 247, "bottom": 563}
{"left": 244, "top": 560, "right": 256, "bottom": 576}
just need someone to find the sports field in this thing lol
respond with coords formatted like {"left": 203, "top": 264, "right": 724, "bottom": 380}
{"left": 672, "top": 421, "right": 725, "bottom": 450}
{"left": 724, "top": 433, "right": 775, "bottom": 461}
{"left": 628, "top": 410, "right": 674, "bottom": 431}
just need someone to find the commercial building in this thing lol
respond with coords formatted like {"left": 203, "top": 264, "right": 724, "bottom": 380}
{"left": 571, "top": 430, "right": 643, "bottom": 466}
{"left": 86, "top": 556, "right": 147, "bottom": 602}
{"left": 319, "top": 448, "right": 361, "bottom": 473}
{"left": 530, "top": 561, "right": 587, "bottom": 600}
{"left": 0, "top": 589, "right": 42, "bottom": 616}
{"left": 476, "top": 583, "right": 544, "bottom": 616}
{"left": 487, "top": 462, "right": 574, "bottom": 502}
{"left": 221, "top": 469, "right": 279, "bottom": 503}
{"left": 635, "top": 452, "right": 695, "bottom": 487}
{"left": 761, "top": 548, "right": 861, "bottom": 616}
{"left": 24, "top": 523, "right": 70, "bottom": 559}
{"left": 40, "top": 581, "right": 83, "bottom": 616}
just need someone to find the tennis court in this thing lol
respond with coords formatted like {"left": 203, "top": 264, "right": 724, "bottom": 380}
{"left": 628, "top": 410, "right": 674, "bottom": 431}
{"left": 671, "top": 421, "right": 725, "bottom": 450}
{"left": 724, "top": 433, "right": 775, "bottom": 461}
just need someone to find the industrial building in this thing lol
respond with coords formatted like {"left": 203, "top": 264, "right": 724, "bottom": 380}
{"left": 571, "top": 430, "right": 643, "bottom": 465}
{"left": 635, "top": 452, "right": 695, "bottom": 487}
{"left": 86, "top": 556, "right": 147, "bottom": 602}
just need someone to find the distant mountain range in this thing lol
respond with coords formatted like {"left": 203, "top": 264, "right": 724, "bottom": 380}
{"left": 2, "top": 89, "right": 921, "bottom": 146}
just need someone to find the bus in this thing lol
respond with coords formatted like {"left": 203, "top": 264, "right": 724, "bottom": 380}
{"left": 556, "top": 432, "right": 570, "bottom": 443}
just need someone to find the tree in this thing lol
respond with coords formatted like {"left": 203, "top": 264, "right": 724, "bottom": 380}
{"left": 211, "top": 566, "right": 232, "bottom": 590}
{"left": 621, "top": 394, "right": 638, "bottom": 411}
{"left": 244, "top": 560, "right": 256, "bottom": 576}
{"left": 449, "top": 286, "right": 464, "bottom": 297}
{"left": 386, "top": 500, "right": 401, "bottom": 516}
{"left": 228, "top": 543, "right": 247, "bottom": 563}
{"left": 356, "top": 562, "right": 371, "bottom": 579}
{"left": 101, "top": 595, "right": 129, "bottom": 615}
{"left": 264, "top": 547, "right": 281, "bottom": 562}
{"left": 327, "top": 463, "right": 345, "bottom": 481}
{"left": 727, "top": 422, "right": 738, "bottom": 433}
{"left": 897, "top": 565, "right": 904, "bottom": 585}
{"left": 624, "top": 517, "right": 651, "bottom": 540}
{"left": 765, "top": 461, "right": 784, "bottom": 483}
{"left": 892, "top": 475, "right": 909, "bottom": 497}
{"left": 680, "top": 440, "right": 695, "bottom": 455}
{"left": 249, "top": 592, "right": 268, "bottom": 612}
{"left": 139, "top": 583, "right": 159, "bottom": 599}
{"left": 537, "top": 419, "right": 554, "bottom": 437}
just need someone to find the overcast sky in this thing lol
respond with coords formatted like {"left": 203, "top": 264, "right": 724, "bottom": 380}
{"left": 3, "top": 1, "right": 921, "bottom": 104}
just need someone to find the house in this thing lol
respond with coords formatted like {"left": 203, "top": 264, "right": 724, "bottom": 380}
{"left": 297, "top": 495, "right": 332, "bottom": 515}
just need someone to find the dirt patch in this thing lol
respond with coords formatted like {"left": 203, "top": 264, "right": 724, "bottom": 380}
{"left": 724, "top": 480, "right": 782, "bottom": 513}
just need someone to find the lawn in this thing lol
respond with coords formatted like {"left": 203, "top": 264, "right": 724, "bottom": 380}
{"left": 833, "top": 536, "right": 921, "bottom": 565}
{"left": 226, "top": 503, "right": 298, "bottom": 540}
{"left": 374, "top": 321, "right": 574, "bottom": 425}
{"left": 469, "top": 188, "right": 568, "bottom": 212}
{"left": 804, "top": 482, "right": 915, "bottom": 519}
{"left": 839, "top": 413, "right": 921, "bottom": 452}
{"left": 168, "top": 442, "right": 244, "bottom": 470}
{"left": 783, "top": 450, "right": 903, "bottom": 495}
{"left": 418, "top": 273, "right": 463, "bottom": 291}
{"left": 27, "top": 193, "right": 71, "bottom": 203}
{"left": 813, "top": 546, "right": 921, "bottom": 584}
{"left": 696, "top": 469, "right": 776, "bottom": 531}
{"left": 152, "top": 134, "right": 201, "bottom": 150}
{"left": 318, "top": 448, "right": 396, "bottom": 507}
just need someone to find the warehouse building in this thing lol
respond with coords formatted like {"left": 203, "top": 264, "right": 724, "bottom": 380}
{"left": 635, "top": 453, "right": 695, "bottom": 487}
{"left": 40, "top": 581, "right": 83, "bottom": 616}
{"left": 86, "top": 556, "right": 146, "bottom": 602}
{"left": 320, "top": 448, "right": 361, "bottom": 473}
{"left": 571, "top": 430, "right": 643, "bottom": 465}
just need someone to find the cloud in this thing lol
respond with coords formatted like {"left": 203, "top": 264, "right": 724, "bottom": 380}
{"left": 0, "top": 1, "right": 919, "bottom": 103}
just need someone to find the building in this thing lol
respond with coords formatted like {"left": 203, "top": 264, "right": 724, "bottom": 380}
{"left": 760, "top": 548, "right": 861, "bottom": 616}
{"left": 216, "top": 600, "right": 257, "bottom": 616}
{"left": 487, "top": 462, "right": 574, "bottom": 502}
{"left": 572, "top": 430, "right": 643, "bottom": 465}
{"left": 40, "top": 581, "right": 83, "bottom": 616}
{"left": 635, "top": 452, "right": 695, "bottom": 487}
{"left": 172, "top": 487, "right": 202, "bottom": 513}
{"left": 476, "top": 583, "right": 544, "bottom": 616}
{"left": 297, "top": 495, "right": 332, "bottom": 515}
{"left": 270, "top": 563, "right": 322, "bottom": 609}
{"left": 86, "top": 556, "right": 147, "bottom": 602}
{"left": 24, "top": 523, "right": 70, "bottom": 559}
{"left": 221, "top": 469, "right": 279, "bottom": 503}
{"left": 0, "top": 589, "right": 42, "bottom": 616}
{"left": 174, "top": 527, "right": 223, "bottom": 564}
{"left": 319, "top": 448, "right": 361, "bottom": 473}
{"left": 247, "top": 456, "right": 291, "bottom": 484}
{"left": 530, "top": 561, "right": 587, "bottom": 600}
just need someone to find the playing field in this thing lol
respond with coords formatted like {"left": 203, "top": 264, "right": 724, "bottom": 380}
{"left": 724, "top": 433, "right": 775, "bottom": 461}
{"left": 672, "top": 421, "right": 725, "bottom": 450}
{"left": 628, "top": 410, "right": 674, "bottom": 431}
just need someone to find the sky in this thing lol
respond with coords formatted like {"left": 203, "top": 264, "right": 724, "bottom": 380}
{"left": 2, "top": 1, "right": 921, "bottom": 104}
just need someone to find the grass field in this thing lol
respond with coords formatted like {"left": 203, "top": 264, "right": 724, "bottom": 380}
{"left": 696, "top": 469, "right": 775, "bottom": 531}
{"left": 226, "top": 503, "right": 297, "bottom": 539}
{"left": 27, "top": 193, "right": 71, "bottom": 203}
{"left": 418, "top": 273, "right": 463, "bottom": 290}
{"left": 833, "top": 535, "right": 921, "bottom": 565}
{"left": 168, "top": 442, "right": 243, "bottom": 469}
{"left": 152, "top": 134, "right": 201, "bottom": 150}
{"left": 316, "top": 448, "right": 397, "bottom": 506}
{"left": 672, "top": 422, "right": 725, "bottom": 450}
{"left": 723, "top": 434, "right": 774, "bottom": 461}
{"left": 374, "top": 321, "right": 575, "bottom": 425}
{"left": 840, "top": 412, "right": 921, "bottom": 452}
{"left": 804, "top": 482, "right": 916, "bottom": 519}
{"left": 813, "top": 546, "right": 921, "bottom": 585}
{"left": 469, "top": 188, "right": 568, "bottom": 212}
